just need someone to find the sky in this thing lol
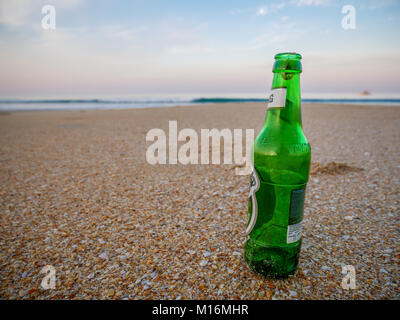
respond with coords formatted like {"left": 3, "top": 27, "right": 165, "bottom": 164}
{"left": 0, "top": 0, "right": 399, "bottom": 97}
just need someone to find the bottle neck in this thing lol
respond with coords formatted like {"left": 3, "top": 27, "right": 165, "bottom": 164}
{"left": 265, "top": 72, "right": 302, "bottom": 127}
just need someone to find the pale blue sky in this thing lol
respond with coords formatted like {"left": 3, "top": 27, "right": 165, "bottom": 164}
{"left": 0, "top": 0, "right": 399, "bottom": 97}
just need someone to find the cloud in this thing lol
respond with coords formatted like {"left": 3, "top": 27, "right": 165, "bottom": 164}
{"left": 99, "top": 25, "right": 147, "bottom": 42}
{"left": 157, "top": 20, "right": 216, "bottom": 56}
{"left": 229, "top": 9, "right": 244, "bottom": 15}
{"left": 157, "top": 19, "right": 209, "bottom": 45}
{"left": 54, "top": 0, "right": 86, "bottom": 10}
{"left": 360, "top": 0, "right": 398, "bottom": 10}
{"left": 166, "top": 45, "right": 215, "bottom": 55}
{"left": 255, "top": 0, "right": 330, "bottom": 17}
{"left": 247, "top": 19, "right": 308, "bottom": 51}
{"left": 248, "top": 31, "right": 289, "bottom": 50}
{"left": 0, "top": 0, "right": 36, "bottom": 26}
{"left": 256, "top": 7, "right": 267, "bottom": 16}
{"left": 291, "top": 0, "right": 330, "bottom": 7}
{"left": 0, "top": 0, "right": 85, "bottom": 27}
{"left": 256, "top": 2, "right": 286, "bottom": 16}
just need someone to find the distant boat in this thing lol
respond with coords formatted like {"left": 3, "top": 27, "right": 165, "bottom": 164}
{"left": 359, "top": 90, "right": 371, "bottom": 96}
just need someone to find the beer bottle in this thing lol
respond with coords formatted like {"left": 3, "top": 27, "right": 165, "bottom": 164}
{"left": 244, "top": 52, "right": 311, "bottom": 278}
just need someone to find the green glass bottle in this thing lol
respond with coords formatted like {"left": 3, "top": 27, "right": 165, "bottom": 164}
{"left": 244, "top": 52, "right": 311, "bottom": 278}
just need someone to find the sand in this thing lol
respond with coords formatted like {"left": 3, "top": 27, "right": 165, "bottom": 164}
{"left": 0, "top": 102, "right": 399, "bottom": 299}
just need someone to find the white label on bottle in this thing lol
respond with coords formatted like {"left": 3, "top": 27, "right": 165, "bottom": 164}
{"left": 267, "top": 88, "right": 287, "bottom": 109}
{"left": 287, "top": 222, "right": 302, "bottom": 244}
{"left": 245, "top": 165, "right": 260, "bottom": 236}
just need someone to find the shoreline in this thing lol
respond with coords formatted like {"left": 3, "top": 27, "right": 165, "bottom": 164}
{"left": 1, "top": 101, "right": 400, "bottom": 114}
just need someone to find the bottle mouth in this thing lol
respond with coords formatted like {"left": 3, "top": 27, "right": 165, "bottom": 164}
{"left": 273, "top": 52, "right": 302, "bottom": 73}
{"left": 274, "top": 52, "right": 302, "bottom": 60}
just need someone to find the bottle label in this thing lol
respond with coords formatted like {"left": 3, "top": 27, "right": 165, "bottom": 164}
{"left": 287, "top": 222, "right": 302, "bottom": 244}
{"left": 246, "top": 167, "right": 306, "bottom": 245}
{"left": 287, "top": 188, "right": 305, "bottom": 243}
{"left": 245, "top": 166, "right": 260, "bottom": 235}
{"left": 267, "top": 88, "right": 287, "bottom": 109}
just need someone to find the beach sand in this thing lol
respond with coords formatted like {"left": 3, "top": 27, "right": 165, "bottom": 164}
{"left": 0, "top": 102, "right": 399, "bottom": 299}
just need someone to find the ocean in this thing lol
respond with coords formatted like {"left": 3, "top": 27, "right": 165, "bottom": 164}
{"left": 1, "top": 93, "right": 399, "bottom": 111}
